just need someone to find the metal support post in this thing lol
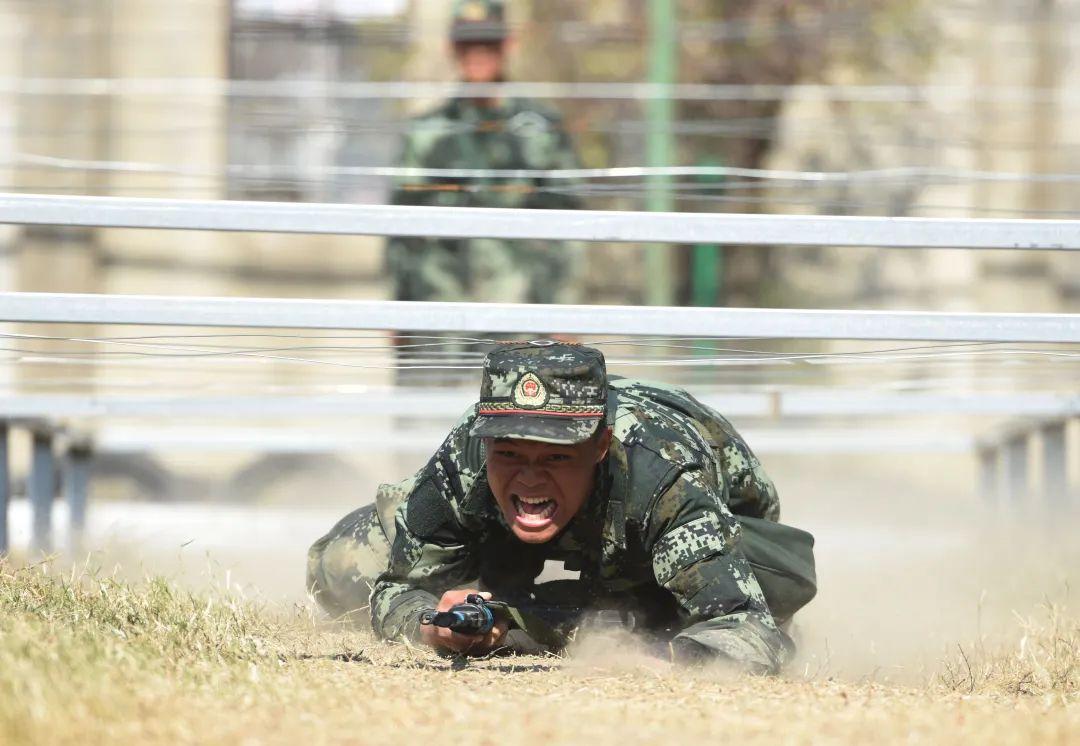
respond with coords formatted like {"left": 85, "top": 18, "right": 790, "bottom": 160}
{"left": 64, "top": 439, "right": 92, "bottom": 552}
{"left": 645, "top": 0, "right": 676, "bottom": 306}
{"left": 1041, "top": 420, "right": 1068, "bottom": 506}
{"left": 977, "top": 446, "right": 998, "bottom": 503}
{"left": 0, "top": 422, "right": 8, "bottom": 555}
{"left": 1002, "top": 434, "right": 1029, "bottom": 503}
{"left": 691, "top": 160, "right": 725, "bottom": 307}
{"left": 30, "top": 428, "right": 57, "bottom": 554}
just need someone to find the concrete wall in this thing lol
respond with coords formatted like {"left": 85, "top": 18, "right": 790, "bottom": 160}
{"left": 0, "top": 0, "right": 396, "bottom": 502}
{"left": 764, "top": 0, "right": 1078, "bottom": 315}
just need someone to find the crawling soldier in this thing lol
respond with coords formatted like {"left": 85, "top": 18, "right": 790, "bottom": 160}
{"left": 307, "top": 343, "right": 817, "bottom": 673}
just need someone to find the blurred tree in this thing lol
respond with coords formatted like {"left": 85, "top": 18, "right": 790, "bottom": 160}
{"left": 678, "top": 1, "right": 937, "bottom": 306}
{"left": 512, "top": 0, "right": 936, "bottom": 306}
{"left": 678, "top": 2, "right": 934, "bottom": 170}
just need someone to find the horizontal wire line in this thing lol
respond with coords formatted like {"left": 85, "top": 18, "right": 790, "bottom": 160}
{"left": 0, "top": 331, "right": 1075, "bottom": 371}
{"left": 0, "top": 331, "right": 1049, "bottom": 355}
{"left": 6, "top": 79, "right": 1080, "bottom": 105}
{"left": 14, "top": 152, "right": 1080, "bottom": 186}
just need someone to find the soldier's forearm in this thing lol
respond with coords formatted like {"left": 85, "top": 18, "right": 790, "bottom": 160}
{"left": 369, "top": 582, "right": 439, "bottom": 642}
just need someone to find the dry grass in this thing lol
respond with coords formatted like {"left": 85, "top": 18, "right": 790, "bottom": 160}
{"left": 938, "top": 604, "right": 1079, "bottom": 698}
{"left": 0, "top": 559, "right": 1076, "bottom": 746}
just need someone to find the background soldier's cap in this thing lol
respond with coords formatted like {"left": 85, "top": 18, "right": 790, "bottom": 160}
{"left": 470, "top": 342, "right": 608, "bottom": 445}
{"left": 450, "top": 0, "right": 509, "bottom": 42}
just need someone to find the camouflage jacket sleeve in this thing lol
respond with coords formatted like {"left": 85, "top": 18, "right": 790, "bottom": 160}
{"left": 385, "top": 129, "right": 459, "bottom": 302}
{"left": 718, "top": 433, "right": 781, "bottom": 522}
{"left": 522, "top": 111, "right": 585, "bottom": 303}
{"left": 526, "top": 112, "right": 583, "bottom": 212}
{"left": 368, "top": 426, "right": 482, "bottom": 641}
{"left": 645, "top": 466, "right": 793, "bottom": 673}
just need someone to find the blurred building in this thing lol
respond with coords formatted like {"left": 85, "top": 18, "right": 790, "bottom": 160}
{"left": 761, "top": 1, "right": 1080, "bottom": 314}
{"left": 4, "top": 1, "right": 1078, "bottom": 305}
{"left": 0, "top": 0, "right": 407, "bottom": 503}
{"left": 2, "top": 0, "right": 408, "bottom": 304}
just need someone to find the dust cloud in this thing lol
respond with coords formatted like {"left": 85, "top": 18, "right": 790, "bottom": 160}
{"left": 28, "top": 445, "right": 1077, "bottom": 683}
{"left": 773, "top": 452, "right": 1079, "bottom": 682}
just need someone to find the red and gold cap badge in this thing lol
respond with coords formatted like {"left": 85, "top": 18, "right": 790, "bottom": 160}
{"left": 512, "top": 372, "right": 548, "bottom": 409}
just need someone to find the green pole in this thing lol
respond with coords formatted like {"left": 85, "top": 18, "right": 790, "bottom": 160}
{"left": 645, "top": 0, "right": 676, "bottom": 306}
{"left": 691, "top": 242, "right": 720, "bottom": 306}
{"left": 691, "top": 158, "right": 724, "bottom": 307}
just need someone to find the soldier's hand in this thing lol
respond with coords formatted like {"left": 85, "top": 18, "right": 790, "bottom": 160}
{"left": 420, "top": 590, "right": 509, "bottom": 655}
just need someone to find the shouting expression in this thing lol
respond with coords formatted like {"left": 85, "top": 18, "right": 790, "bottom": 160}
{"left": 485, "top": 430, "right": 612, "bottom": 544}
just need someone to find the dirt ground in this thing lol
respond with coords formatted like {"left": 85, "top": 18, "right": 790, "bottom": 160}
{"left": 1, "top": 555, "right": 1077, "bottom": 746}
{"left": 3, "top": 448, "right": 1078, "bottom": 744}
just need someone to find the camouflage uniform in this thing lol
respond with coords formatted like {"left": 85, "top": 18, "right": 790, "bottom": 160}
{"left": 387, "top": 2, "right": 583, "bottom": 305}
{"left": 308, "top": 344, "right": 816, "bottom": 673}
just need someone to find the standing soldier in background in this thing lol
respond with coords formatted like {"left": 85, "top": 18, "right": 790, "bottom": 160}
{"left": 387, "top": 0, "right": 584, "bottom": 307}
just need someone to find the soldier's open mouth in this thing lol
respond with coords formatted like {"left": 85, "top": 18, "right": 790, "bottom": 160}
{"left": 512, "top": 494, "right": 557, "bottom": 526}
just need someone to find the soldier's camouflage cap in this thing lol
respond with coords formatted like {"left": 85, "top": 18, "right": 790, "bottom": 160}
{"left": 450, "top": 0, "right": 509, "bottom": 42}
{"left": 470, "top": 341, "right": 608, "bottom": 445}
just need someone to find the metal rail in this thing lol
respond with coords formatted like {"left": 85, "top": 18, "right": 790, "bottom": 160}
{"left": 1, "top": 194, "right": 1078, "bottom": 249}
{"left": 92, "top": 426, "right": 975, "bottom": 456}
{"left": 0, "top": 391, "right": 1074, "bottom": 420}
{"left": 28, "top": 154, "right": 1080, "bottom": 188}
{"left": 0, "top": 292, "right": 1075, "bottom": 343}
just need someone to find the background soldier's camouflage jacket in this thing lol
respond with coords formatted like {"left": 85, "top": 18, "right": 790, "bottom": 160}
{"left": 386, "top": 96, "right": 584, "bottom": 304}
{"left": 370, "top": 378, "right": 797, "bottom": 673}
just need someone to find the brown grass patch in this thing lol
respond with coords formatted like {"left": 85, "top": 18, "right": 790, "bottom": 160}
{"left": 0, "top": 559, "right": 1076, "bottom": 745}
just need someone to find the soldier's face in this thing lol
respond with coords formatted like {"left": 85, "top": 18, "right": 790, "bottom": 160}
{"left": 453, "top": 41, "right": 508, "bottom": 83}
{"left": 485, "top": 429, "right": 612, "bottom": 544}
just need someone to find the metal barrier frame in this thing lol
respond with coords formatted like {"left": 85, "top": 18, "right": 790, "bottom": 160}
{"left": 0, "top": 291, "right": 1076, "bottom": 343}
{"left": 1, "top": 193, "right": 1078, "bottom": 249}
{"left": 0, "top": 193, "right": 1074, "bottom": 553}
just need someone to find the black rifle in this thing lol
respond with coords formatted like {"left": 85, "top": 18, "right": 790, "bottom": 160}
{"left": 419, "top": 594, "right": 508, "bottom": 636}
{"left": 418, "top": 592, "right": 590, "bottom": 649}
